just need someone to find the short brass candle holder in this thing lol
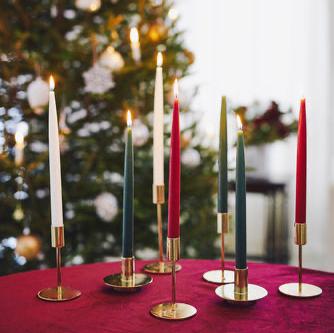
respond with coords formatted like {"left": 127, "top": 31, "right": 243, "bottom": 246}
{"left": 203, "top": 212, "right": 234, "bottom": 284}
{"left": 150, "top": 237, "right": 197, "bottom": 320}
{"left": 37, "top": 226, "right": 81, "bottom": 302}
{"left": 143, "top": 185, "right": 181, "bottom": 274}
{"left": 104, "top": 257, "right": 152, "bottom": 292}
{"left": 279, "top": 223, "right": 322, "bottom": 298}
{"left": 215, "top": 267, "right": 268, "bottom": 304}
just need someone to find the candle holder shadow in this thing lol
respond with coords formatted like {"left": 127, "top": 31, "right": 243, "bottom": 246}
{"left": 144, "top": 185, "right": 182, "bottom": 275}
{"left": 278, "top": 224, "right": 322, "bottom": 298}
{"left": 150, "top": 238, "right": 197, "bottom": 320}
{"left": 203, "top": 213, "right": 234, "bottom": 284}
{"left": 37, "top": 227, "right": 81, "bottom": 302}
{"left": 215, "top": 268, "right": 267, "bottom": 305}
{"left": 104, "top": 257, "right": 152, "bottom": 292}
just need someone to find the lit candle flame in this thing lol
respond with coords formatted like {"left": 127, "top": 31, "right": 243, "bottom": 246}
{"left": 130, "top": 27, "right": 139, "bottom": 43}
{"left": 49, "top": 75, "right": 55, "bottom": 91}
{"left": 236, "top": 115, "right": 243, "bottom": 130}
{"left": 157, "top": 52, "right": 163, "bottom": 67}
{"left": 127, "top": 110, "right": 132, "bottom": 127}
{"left": 173, "top": 79, "right": 178, "bottom": 98}
{"left": 15, "top": 131, "right": 24, "bottom": 145}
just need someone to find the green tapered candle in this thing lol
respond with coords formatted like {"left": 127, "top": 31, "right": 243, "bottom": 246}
{"left": 122, "top": 111, "right": 134, "bottom": 258}
{"left": 218, "top": 96, "right": 228, "bottom": 213}
{"left": 235, "top": 116, "right": 247, "bottom": 269}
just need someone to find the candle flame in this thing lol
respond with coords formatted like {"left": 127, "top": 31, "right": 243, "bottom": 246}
{"left": 15, "top": 131, "right": 24, "bottom": 145}
{"left": 173, "top": 79, "right": 178, "bottom": 98}
{"left": 127, "top": 110, "right": 132, "bottom": 127}
{"left": 130, "top": 27, "right": 139, "bottom": 43}
{"left": 49, "top": 75, "right": 55, "bottom": 91}
{"left": 157, "top": 52, "right": 163, "bottom": 67}
{"left": 236, "top": 115, "right": 243, "bottom": 130}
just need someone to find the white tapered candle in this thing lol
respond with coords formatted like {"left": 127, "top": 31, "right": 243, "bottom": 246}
{"left": 153, "top": 52, "right": 164, "bottom": 186}
{"left": 48, "top": 76, "right": 63, "bottom": 227}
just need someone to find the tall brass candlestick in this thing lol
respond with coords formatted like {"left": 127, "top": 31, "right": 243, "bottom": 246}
{"left": 203, "top": 212, "right": 234, "bottom": 284}
{"left": 150, "top": 238, "right": 197, "bottom": 320}
{"left": 278, "top": 224, "right": 322, "bottom": 297}
{"left": 143, "top": 186, "right": 181, "bottom": 274}
{"left": 37, "top": 227, "right": 81, "bottom": 301}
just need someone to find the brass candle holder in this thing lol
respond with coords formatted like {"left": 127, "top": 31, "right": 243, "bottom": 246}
{"left": 104, "top": 256, "right": 152, "bottom": 292}
{"left": 143, "top": 185, "right": 181, "bottom": 274}
{"left": 215, "top": 267, "right": 268, "bottom": 304}
{"left": 278, "top": 223, "right": 322, "bottom": 298}
{"left": 150, "top": 237, "right": 197, "bottom": 320}
{"left": 37, "top": 226, "right": 81, "bottom": 302}
{"left": 203, "top": 212, "right": 234, "bottom": 284}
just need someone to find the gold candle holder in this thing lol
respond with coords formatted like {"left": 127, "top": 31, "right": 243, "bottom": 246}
{"left": 215, "top": 267, "right": 268, "bottom": 304}
{"left": 143, "top": 185, "right": 181, "bottom": 274}
{"left": 278, "top": 223, "right": 322, "bottom": 298}
{"left": 203, "top": 212, "right": 234, "bottom": 284}
{"left": 37, "top": 226, "right": 81, "bottom": 302}
{"left": 103, "top": 256, "right": 152, "bottom": 292}
{"left": 150, "top": 237, "right": 197, "bottom": 320}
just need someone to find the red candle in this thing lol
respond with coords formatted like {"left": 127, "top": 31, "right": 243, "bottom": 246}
{"left": 168, "top": 79, "right": 180, "bottom": 238}
{"left": 295, "top": 98, "right": 307, "bottom": 223}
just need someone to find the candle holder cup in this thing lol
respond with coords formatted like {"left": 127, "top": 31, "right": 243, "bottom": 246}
{"left": 215, "top": 267, "right": 267, "bottom": 304}
{"left": 103, "top": 257, "right": 152, "bottom": 292}
{"left": 37, "top": 227, "right": 81, "bottom": 302}
{"left": 278, "top": 223, "right": 322, "bottom": 298}
{"left": 150, "top": 237, "right": 197, "bottom": 320}
{"left": 143, "top": 185, "right": 181, "bottom": 274}
{"left": 203, "top": 212, "right": 234, "bottom": 284}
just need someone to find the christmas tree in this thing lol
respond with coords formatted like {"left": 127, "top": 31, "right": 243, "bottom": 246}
{"left": 0, "top": 0, "right": 217, "bottom": 275}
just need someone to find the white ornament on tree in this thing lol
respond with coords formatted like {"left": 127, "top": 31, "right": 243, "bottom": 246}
{"left": 132, "top": 119, "right": 149, "bottom": 146}
{"left": 27, "top": 77, "right": 49, "bottom": 114}
{"left": 83, "top": 63, "right": 115, "bottom": 94}
{"left": 75, "top": 0, "right": 101, "bottom": 11}
{"left": 95, "top": 192, "right": 118, "bottom": 222}
{"left": 181, "top": 148, "right": 201, "bottom": 168}
{"left": 99, "top": 46, "right": 124, "bottom": 72}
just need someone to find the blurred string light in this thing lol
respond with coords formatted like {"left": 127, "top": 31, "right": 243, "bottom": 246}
{"left": 168, "top": 7, "right": 179, "bottom": 21}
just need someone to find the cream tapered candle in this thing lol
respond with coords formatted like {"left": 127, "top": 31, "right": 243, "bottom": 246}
{"left": 153, "top": 52, "right": 164, "bottom": 186}
{"left": 48, "top": 76, "right": 63, "bottom": 227}
{"left": 14, "top": 131, "right": 25, "bottom": 166}
{"left": 130, "top": 27, "right": 141, "bottom": 63}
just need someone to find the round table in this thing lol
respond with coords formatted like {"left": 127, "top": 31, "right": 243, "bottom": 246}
{"left": 0, "top": 260, "right": 333, "bottom": 333}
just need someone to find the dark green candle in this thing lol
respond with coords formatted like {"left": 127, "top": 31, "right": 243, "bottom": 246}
{"left": 122, "top": 111, "right": 134, "bottom": 258}
{"left": 235, "top": 116, "right": 247, "bottom": 269}
{"left": 218, "top": 96, "right": 228, "bottom": 213}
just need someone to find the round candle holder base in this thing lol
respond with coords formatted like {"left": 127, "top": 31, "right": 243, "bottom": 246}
{"left": 215, "top": 283, "right": 268, "bottom": 304}
{"left": 150, "top": 302, "right": 197, "bottom": 320}
{"left": 103, "top": 273, "right": 152, "bottom": 292}
{"left": 37, "top": 286, "right": 81, "bottom": 302}
{"left": 203, "top": 269, "right": 234, "bottom": 284}
{"left": 278, "top": 282, "right": 322, "bottom": 298}
{"left": 143, "top": 261, "right": 181, "bottom": 274}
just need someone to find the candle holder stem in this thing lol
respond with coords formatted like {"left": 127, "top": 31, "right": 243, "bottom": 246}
{"left": 144, "top": 185, "right": 181, "bottom": 274}
{"left": 203, "top": 213, "right": 234, "bottom": 284}
{"left": 172, "top": 260, "right": 176, "bottom": 304}
{"left": 56, "top": 247, "right": 62, "bottom": 292}
{"left": 37, "top": 227, "right": 81, "bottom": 302}
{"left": 150, "top": 237, "right": 197, "bottom": 320}
{"left": 298, "top": 244, "right": 302, "bottom": 292}
{"left": 278, "top": 223, "right": 322, "bottom": 297}
{"left": 157, "top": 203, "right": 164, "bottom": 262}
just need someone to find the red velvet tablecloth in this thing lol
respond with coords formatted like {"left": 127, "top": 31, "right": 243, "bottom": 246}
{"left": 0, "top": 260, "right": 333, "bottom": 333}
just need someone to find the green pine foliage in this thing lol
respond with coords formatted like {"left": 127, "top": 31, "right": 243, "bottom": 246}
{"left": 0, "top": 0, "right": 217, "bottom": 275}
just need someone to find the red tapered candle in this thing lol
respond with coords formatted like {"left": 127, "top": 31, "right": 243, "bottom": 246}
{"left": 295, "top": 98, "right": 307, "bottom": 223}
{"left": 167, "top": 79, "right": 180, "bottom": 238}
